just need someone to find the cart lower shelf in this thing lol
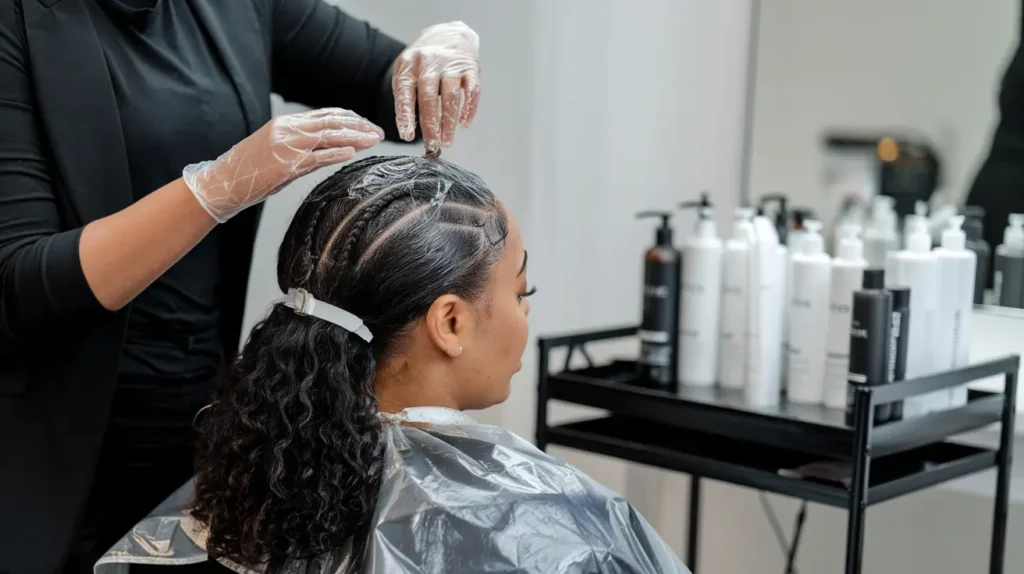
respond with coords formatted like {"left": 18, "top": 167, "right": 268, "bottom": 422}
{"left": 548, "top": 415, "right": 996, "bottom": 508}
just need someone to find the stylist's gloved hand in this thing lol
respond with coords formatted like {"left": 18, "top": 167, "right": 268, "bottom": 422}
{"left": 183, "top": 108, "right": 383, "bottom": 222}
{"left": 393, "top": 21, "right": 481, "bottom": 152}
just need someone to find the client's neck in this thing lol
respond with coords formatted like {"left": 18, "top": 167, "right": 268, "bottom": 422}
{"left": 375, "top": 355, "right": 460, "bottom": 414}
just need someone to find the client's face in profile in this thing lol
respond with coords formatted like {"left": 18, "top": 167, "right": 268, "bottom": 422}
{"left": 377, "top": 201, "right": 530, "bottom": 413}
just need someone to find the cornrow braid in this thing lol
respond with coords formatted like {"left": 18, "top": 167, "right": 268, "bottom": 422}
{"left": 297, "top": 198, "right": 331, "bottom": 287}
{"left": 332, "top": 184, "right": 418, "bottom": 276}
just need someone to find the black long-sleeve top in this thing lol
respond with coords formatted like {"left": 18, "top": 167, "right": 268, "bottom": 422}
{"left": 0, "top": 0, "right": 405, "bottom": 355}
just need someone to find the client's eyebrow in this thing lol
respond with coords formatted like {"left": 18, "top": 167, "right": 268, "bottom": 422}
{"left": 518, "top": 250, "right": 528, "bottom": 277}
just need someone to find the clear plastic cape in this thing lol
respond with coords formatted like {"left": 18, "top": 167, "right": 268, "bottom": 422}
{"left": 95, "top": 407, "right": 690, "bottom": 574}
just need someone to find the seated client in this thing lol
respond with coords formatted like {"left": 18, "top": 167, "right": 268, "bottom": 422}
{"left": 95, "top": 156, "right": 689, "bottom": 574}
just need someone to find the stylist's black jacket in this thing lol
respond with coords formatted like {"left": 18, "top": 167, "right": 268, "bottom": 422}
{"left": 0, "top": 0, "right": 405, "bottom": 571}
{"left": 968, "top": 6, "right": 1024, "bottom": 259}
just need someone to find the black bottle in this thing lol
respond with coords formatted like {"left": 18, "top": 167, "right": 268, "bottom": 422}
{"left": 636, "top": 211, "right": 682, "bottom": 391}
{"left": 884, "top": 287, "right": 910, "bottom": 421}
{"left": 960, "top": 206, "right": 990, "bottom": 304}
{"left": 846, "top": 289, "right": 893, "bottom": 426}
{"left": 994, "top": 214, "right": 1024, "bottom": 308}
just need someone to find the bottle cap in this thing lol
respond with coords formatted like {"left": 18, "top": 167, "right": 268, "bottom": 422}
{"left": 800, "top": 220, "right": 825, "bottom": 255}
{"left": 906, "top": 225, "right": 931, "bottom": 253}
{"left": 887, "top": 286, "right": 911, "bottom": 310}
{"left": 837, "top": 224, "right": 864, "bottom": 261}
{"left": 731, "top": 207, "right": 754, "bottom": 241}
{"left": 940, "top": 215, "right": 966, "bottom": 251}
{"left": 862, "top": 268, "right": 885, "bottom": 289}
{"left": 1005, "top": 213, "right": 1024, "bottom": 250}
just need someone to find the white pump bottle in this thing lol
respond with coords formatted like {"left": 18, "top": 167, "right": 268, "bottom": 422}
{"left": 885, "top": 216, "right": 940, "bottom": 416}
{"left": 786, "top": 220, "right": 832, "bottom": 404}
{"left": 718, "top": 208, "right": 755, "bottom": 390}
{"left": 933, "top": 215, "right": 976, "bottom": 408}
{"left": 679, "top": 203, "right": 724, "bottom": 387}
{"left": 824, "top": 224, "right": 867, "bottom": 409}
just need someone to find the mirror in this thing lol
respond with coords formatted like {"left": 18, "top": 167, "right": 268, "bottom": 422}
{"left": 746, "top": 0, "right": 1021, "bottom": 312}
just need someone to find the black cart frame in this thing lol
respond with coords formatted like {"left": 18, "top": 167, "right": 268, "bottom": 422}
{"left": 535, "top": 326, "right": 1019, "bottom": 574}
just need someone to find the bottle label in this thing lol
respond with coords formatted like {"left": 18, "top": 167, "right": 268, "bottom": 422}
{"left": 640, "top": 262, "right": 680, "bottom": 339}
{"left": 640, "top": 342, "right": 672, "bottom": 367}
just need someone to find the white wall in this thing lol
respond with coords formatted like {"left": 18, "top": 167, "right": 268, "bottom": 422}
{"left": 749, "top": 0, "right": 1019, "bottom": 212}
{"left": 242, "top": 1, "right": 1024, "bottom": 572}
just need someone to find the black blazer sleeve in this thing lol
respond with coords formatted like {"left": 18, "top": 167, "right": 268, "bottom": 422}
{"left": 268, "top": 0, "right": 409, "bottom": 142}
{"left": 0, "top": 0, "right": 108, "bottom": 349}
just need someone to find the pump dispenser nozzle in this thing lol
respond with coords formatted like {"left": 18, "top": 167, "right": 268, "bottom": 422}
{"left": 801, "top": 220, "right": 825, "bottom": 254}
{"left": 637, "top": 211, "right": 674, "bottom": 246}
{"left": 679, "top": 192, "right": 713, "bottom": 216}
{"left": 679, "top": 193, "right": 717, "bottom": 239}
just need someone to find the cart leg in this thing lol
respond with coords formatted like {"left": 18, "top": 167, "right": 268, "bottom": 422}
{"left": 688, "top": 476, "right": 701, "bottom": 572}
{"left": 844, "top": 495, "right": 867, "bottom": 574}
{"left": 845, "top": 389, "right": 872, "bottom": 574}
{"left": 990, "top": 371, "right": 1017, "bottom": 573}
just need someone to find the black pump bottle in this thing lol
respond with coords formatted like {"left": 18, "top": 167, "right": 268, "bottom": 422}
{"left": 636, "top": 211, "right": 682, "bottom": 391}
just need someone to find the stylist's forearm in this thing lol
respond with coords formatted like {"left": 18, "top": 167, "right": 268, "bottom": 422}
{"left": 79, "top": 178, "right": 216, "bottom": 311}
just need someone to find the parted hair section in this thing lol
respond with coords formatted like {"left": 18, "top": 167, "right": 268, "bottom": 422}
{"left": 192, "top": 156, "right": 509, "bottom": 568}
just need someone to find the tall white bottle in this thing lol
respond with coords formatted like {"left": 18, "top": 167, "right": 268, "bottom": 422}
{"left": 823, "top": 224, "right": 867, "bottom": 409}
{"left": 679, "top": 199, "right": 724, "bottom": 387}
{"left": 718, "top": 208, "right": 755, "bottom": 390}
{"left": 777, "top": 242, "right": 791, "bottom": 394}
{"left": 786, "top": 221, "right": 832, "bottom": 404}
{"left": 885, "top": 220, "right": 940, "bottom": 416}
{"left": 933, "top": 215, "right": 977, "bottom": 408}
{"left": 746, "top": 213, "right": 784, "bottom": 407}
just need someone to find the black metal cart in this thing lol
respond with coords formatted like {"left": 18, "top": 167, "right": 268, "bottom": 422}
{"left": 535, "top": 326, "right": 1019, "bottom": 574}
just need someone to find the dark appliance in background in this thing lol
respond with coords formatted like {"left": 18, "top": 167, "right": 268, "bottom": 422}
{"left": 824, "top": 133, "right": 942, "bottom": 220}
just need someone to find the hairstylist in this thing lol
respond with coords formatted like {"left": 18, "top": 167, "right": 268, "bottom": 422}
{"left": 0, "top": 0, "right": 480, "bottom": 571}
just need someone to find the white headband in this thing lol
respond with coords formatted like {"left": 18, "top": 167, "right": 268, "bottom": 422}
{"left": 282, "top": 288, "right": 374, "bottom": 343}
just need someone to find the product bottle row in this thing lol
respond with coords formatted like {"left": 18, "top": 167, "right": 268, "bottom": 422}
{"left": 636, "top": 197, "right": 979, "bottom": 423}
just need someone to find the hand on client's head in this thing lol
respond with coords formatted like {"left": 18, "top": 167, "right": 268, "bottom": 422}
{"left": 191, "top": 155, "right": 530, "bottom": 566}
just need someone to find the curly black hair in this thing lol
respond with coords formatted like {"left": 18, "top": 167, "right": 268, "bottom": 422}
{"left": 191, "top": 155, "right": 508, "bottom": 569}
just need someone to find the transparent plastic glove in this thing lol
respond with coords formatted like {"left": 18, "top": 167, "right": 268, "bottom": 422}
{"left": 393, "top": 21, "right": 481, "bottom": 152}
{"left": 183, "top": 108, "right": 384, "bottom": 222}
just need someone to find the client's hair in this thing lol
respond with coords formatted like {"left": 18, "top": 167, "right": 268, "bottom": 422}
{"left": 192, "top": 156, "right": 509, "bottom": 566}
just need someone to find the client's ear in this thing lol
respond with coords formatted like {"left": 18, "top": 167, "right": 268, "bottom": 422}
{"left": 424, "top": 294, "right": 471, "bottom": 358}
